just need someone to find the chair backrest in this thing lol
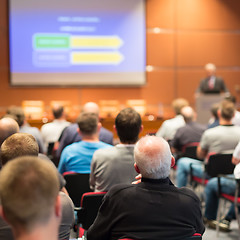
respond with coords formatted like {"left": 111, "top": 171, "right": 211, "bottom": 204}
{"left": 78, "top": 192, "right": 106, "bottom": 230}
{"left": 118, "top": 233, "right": 202, "bottom": 240}
{"left": 181, "top": 142, "right": 201, "bottom": 160}
{"left": 63, "top": 172, "right": 93, "bottom": 207}
{"left": 205, "top": 153, "right": 234, "bottom": 178}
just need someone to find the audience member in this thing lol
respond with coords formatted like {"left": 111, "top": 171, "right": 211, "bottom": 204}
{"left": 170, "top": 106, "right": 206, "bottom": 157}
{"left": 6, "top": 106, "right": 46, "bottom": 153}
{"left": 156, "top": 98, "right": 189, "bottom": 141}
{"left": 196, "top": 63, "right": 229, "bottom": 94}
{"left": 0, "top": 156, "right": 61, "bottom": 240}
{"left": 203, "top": 140, "right": 240, "bottom": 231}
{"left": 87, "top": 136, "right": 205, "bottom": 240}
{"left": 207, "top": 103, "right": 220, "bottom": 129}
{"left": 177, "top": 100, "right": 240, "bottom": 187}
{"left": 0, "top": 118, "right": 21, "bottom": 240}
{"left": 90, "top": 108, "right": 142, "bottom": 192}
{"left": 0, "top": 133, "right": 75, "bottom": 240}
{"left": 41, "top": 104, "right": 70, "bottom": 152}
{"left": 56, "top": 102, "right": 113, "bottom": 158}
{"left": 0, "top": 117, "right": 19, "bottom": 147}
{"left": 58, "top": 112, "right": 111, "bottom": 174}
{"left": 225, "top": 95, "right": 240, "bottom": 126}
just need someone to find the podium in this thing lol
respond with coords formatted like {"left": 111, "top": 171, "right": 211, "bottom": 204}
{"left": 195, "top": 94, "right": 226, "bottom": 124}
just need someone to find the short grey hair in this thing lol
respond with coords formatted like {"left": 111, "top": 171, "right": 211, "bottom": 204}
{"left": 134, "top": 136, "right": 172, "bottom": 179}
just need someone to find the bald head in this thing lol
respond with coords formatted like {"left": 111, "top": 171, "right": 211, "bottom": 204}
{"left": 82, "top": 102, "right": 100, "bottom": 116}
{"left": 181, "top": 106, "right": 195, "bottom": 123}
{"left": 134, "top": 136, "right": 173, "bottom": 179}
{"left": 205, "top": 63, "right": 216, "bottom": 77}
{"left": 0, "top": 118, "right": 19, "bottom": 146}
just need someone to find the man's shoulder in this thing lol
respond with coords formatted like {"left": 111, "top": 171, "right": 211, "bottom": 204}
{"left": 100, "top": 127, "right": 113, "bottom": 136}
{"left": 205, "top": 125, "right": 240, "bottom": 135}
{"left": 62, "top": 141, "right": 82, "bottom": 152}
{"left": 94, "top": 145, "right": 117, "bottom": 156}
{"left": 176, "top": 186, "right": 201, "bottom": 202}
{"left": 106, "top": 183, "right": 135, "bottom": 198}
{"left": 98, "top": 141, "right": 112, "bottom": 148}
{"left": 165, "top": 115, "right": 184, "bottom": 125}
{"left": 65, "top": 123, "right": 78, "bottom": 132}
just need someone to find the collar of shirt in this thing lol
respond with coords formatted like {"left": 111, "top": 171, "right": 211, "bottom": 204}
{"left": 116, "top": 144, "right": 135, "bottom": 147}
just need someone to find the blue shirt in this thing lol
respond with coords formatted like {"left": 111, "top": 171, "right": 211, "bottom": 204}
{"left": 58, "top": 141, "right": 111, "bottom": 174}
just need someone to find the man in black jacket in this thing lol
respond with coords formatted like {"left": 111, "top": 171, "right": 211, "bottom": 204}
{"left": 87, "top": 136, "right": 205, "bottom": 240}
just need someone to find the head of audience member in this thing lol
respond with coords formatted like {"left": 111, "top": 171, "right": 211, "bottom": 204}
{"left": 210, "top": 103, "right": 220, "bottom": 120}
{"left": 0, "top": 117, "right": 19, "bottom": 147}
{"left": 6, "top": 106, "right": 25, "bottom": 127}
{"left": 172, "top": 98, "right": 189, "bottom": 115}
{"left": 181, "top": 106, "right": 196, "bottom": 123}
{"left": 52, "top": 105, "right": 65, "bottom": 120}
{"left": 205, "top": 63, "right": 216, "bottom": 77}
{"left": 114, "top": 108, "right": 142, "bottom": 144}
{"left": 225, "top": 95, "right": 237, "bottom": 105}
{"left": 82, "top": 102, "right": 100, "bottom": 116}
{"left": 0, "top": 156, "right": 61, "bottom": 239}
{"left": 134, "top": 136, "right": 175, "bottom": 179}
{"left": 218, "top": 99, "right": 235, "bottom": 122}
{"left": 77, "top": 112, "right": 100, "bottom": 138}
{"left": 0, "top": 133, "right": 39, "bottom": 166}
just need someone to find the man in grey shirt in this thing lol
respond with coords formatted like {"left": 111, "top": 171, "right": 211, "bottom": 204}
{"left": 177, "top": 100, "right": 240, "bottom": 187}
{"left": 90, "top": 108, "right": 143, "bottom": 192}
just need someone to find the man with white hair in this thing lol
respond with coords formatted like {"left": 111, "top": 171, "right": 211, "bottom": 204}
{"left": 87, "top": 136, "right": 205, "bottom": 240}
{"left": 196, "top": 63, "right": 229, "bottom": 94}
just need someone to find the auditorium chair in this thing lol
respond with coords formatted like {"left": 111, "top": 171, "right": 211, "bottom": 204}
{"left": 190, "top": 153, "right": 234, "bottom": 203}
{"left": 76, "top": 192, "right": 106, "bottom": 238}
{"left": 118, "top": 233, "right": 202, "bottom": 240}
{"left": 62, "top": 172, "right": 93, "bottom": 208}
{"left": 216, "top": 176, "right": 240, "bottom": 236}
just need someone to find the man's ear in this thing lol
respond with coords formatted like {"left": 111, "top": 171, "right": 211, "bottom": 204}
{"left": 139, "top": 125, "right": 143, "bottom": 133}
{"left": 0, "top": 206, "right": 7, "bottom": 223}
{"left": 113, "top": 125, "right": 117, "bottom": 134}
{"left": 97, "top": 122, "right": 102, "bottom": 132}
{"left": 55, "top": 194, "right": 62, "bottom": 219}
{"left": 134, "top": 163, "right": 140, "bottom": 174}
{"left": 77, "top": 127, "right": 81, "bottom": 135}
{"left": 217, "top": 109, "right": 221, "bottom": 119}
{"left": 171, "top": 156, "right": 175, "bottom": 168}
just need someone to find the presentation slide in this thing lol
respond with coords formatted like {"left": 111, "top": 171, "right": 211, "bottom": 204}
{"left": 9, "top": 0, "right": 146, "bottom": 86}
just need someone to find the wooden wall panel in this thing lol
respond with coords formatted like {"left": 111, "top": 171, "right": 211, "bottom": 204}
{"left": 146, "top": 0, "right": 175, "bottom": 28}
{"left": 0, "top": 0, "right": 240, "bottom": 118}
{"left": 81, "top": 87, "right": 143, "bottom": 104}
{"left": 177, "top": 33, "right": 240, "bottom": 66}
{"left": 142, "top": 71, "right": 175, "bottom": 104}
{"left": 147, "top": 33, "right": 175, "bottom": 66}
{"left": 177, "top": 70, "right": 208, "bottom": 104}
{"left": 177, "top": 0, "right": 240, "bottom": 30}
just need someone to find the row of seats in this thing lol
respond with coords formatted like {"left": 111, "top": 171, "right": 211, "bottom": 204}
{"left": 21, "top": 99, "right": 148, "bottom": 120}
{"left": 173, "top": 143, "right": 240, "bottom": 237}
{"left": 62, "top": 171, "right": 203, "bottom": 240}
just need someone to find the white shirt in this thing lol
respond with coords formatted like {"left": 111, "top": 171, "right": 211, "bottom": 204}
{"left": 156, "top": 115, "right": 185, "bottom": 141}
{"left": 41, "top": 119, "right": 70, "bottom": 147}
{"left": 233, "top": 141, "right": 240, "bottom": 178}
